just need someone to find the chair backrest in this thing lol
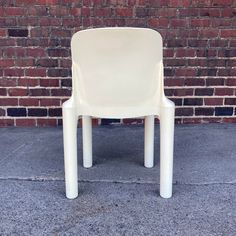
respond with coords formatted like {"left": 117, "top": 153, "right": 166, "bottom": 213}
{"left": 71, "top": 27, "right": 163, "bottom": 107}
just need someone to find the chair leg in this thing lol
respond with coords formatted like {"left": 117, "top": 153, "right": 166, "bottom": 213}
{"left": 160, "top": 106, "right": 175, "bottom": 198}
{"left": 62, "top": 106, "right": 78, "bottom": 199}
{"left": 82, "top": 116, "right": 93, "bottom": 168}
{"left": 144, "top": 115, "right": 155, "bottom": 168}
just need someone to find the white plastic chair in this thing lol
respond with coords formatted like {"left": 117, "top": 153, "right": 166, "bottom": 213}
{"left": 62, "top": 27, "right": 175, "bottom": 199}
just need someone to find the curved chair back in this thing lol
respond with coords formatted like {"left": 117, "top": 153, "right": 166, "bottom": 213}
{"left": 71, "top": 28, "right": 163, "bottom": 109}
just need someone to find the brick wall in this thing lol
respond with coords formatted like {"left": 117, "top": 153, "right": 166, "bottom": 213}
{"left": 0, "top": 0, "right": 236, "bottom": 126}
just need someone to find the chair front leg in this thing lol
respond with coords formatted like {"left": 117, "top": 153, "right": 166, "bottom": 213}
{"left": 63, "top": 106, "right": 78, "bottom": 199}
{"left": 160, "top": 105, "right": 175, "bottom": 198}
{"left": 144, "top": 115, "right": 155, "bottom": 168}
{"left": 82, "top": 116, "right": 93, "bottom": 168}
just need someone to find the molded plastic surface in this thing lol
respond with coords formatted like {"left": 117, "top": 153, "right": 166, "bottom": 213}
{"left": 62, "top": 27, "right": 175, "bottom": 199}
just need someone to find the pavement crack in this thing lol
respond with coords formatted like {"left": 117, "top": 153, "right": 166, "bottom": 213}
{"left": 0, "top": 177, "right": 235, "bottom": 186}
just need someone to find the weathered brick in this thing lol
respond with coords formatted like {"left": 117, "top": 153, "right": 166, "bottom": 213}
{"left": 8, "top": 29, "right": 28, "bottom": 37}
{"left": 215, "top": 107, "right": 233, "bottom": 116}
{"left": 225, "top": 98, "right": 236, "bottom": 105}
{"left": 50, "top": 88, "right": 71, "bottom": 97}
{"left": 195, "top": 108, "right": 214, "bottom": 116}
{"left": 7, "top": 108, "right": 26, "bottom": 117}
{"left": 185, "top": 78, "right": 205, "bottom": 86}
{"left": 28, "top": 108, "right": 47, "bottom": 117}
{"left": 0, "top": 88, "right": 7, "bottom": 96}
{"left": 49, "top": 108, "right": 62, "bottom": 117}
{"left": 36, "top": 59, "right": 58, "bottom": 67}
{"left": 0, "top": 109, "right": 6, "bottom": 116}
{"left": 175, "top": 108, "right": 193, "bottom": 116}
{"left": 195, "top": 88, "right": 214, "bottom": 96}
{"left": 47, "top": 69, "right": 69, "bottom": 77}
{"left": 184, "top": 98, "right": 203, "bottom": 106}
{"left": 29, "top": 88, "right": 50, "bottom": 96}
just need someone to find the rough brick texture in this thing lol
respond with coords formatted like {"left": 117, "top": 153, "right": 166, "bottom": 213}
{"left": 0, "top": 0, "right": 236, "bottom": 126}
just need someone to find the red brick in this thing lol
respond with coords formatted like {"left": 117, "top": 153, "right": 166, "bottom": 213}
{"left": 40, "top": 98, "right": 61, "bottom": 106}
{"left": 226, "top": 79, "right": 236, "bottom": 86}
{"left": 16, "top": 119, "right": 36, "bottom": 126}
{"left": 4, "top": 7, "right": 25, "bottom": 16}
{"left": 175, "top": 68, "right": 196, "bottom": 76}
{"left": 199, "top": 29, "right": 219, "bottom": 38}
{"left": 176, "top": 49, "right": 195, "bottom": 57}
{"left": 70, "top": 8, "right": 81, "bottom": 16}
{"left": 225, "top": 98, "right": 236, "bottom": 105}
{"left": 212, "top": 0, "right": 233, "bottom": 6}
{"left": 215, "top": 88, "right": 234, "bottom": 96}
{"left": 18, "top": 78, "right": 39, "bottom": 87}
{"left": 8, "top": 88, "right": 28, "bottom": 96}
{"left": 16, "top": 0, "right": 35, "bottom": 4}
{"left": 36, "top": 0, "right": 58, "bottom": 4}
{"left": 221, "top": 8, "right": 236, "bottom": 17}
{"left": 0, "top": 58, "right": 15, "bottom": 67}
{"left": 40, "top": 79, "right": 59, "bottom": 87}
{"left": 191, "top": 19, "right": 211, "bottom": 27}
{"left": 206, "top": 78, "right": 224, "bottom": 86}
{"left": 222, "top": 117, "right": 236, "bottom": 123}
{"left": 147, "top": 18, "right": 169, "bottom": 27}
{"left": 220, "top": 30, "right": 236, "bottom": 38}
{"left": 29, "top": 88, "right": 50, "bottom": 96}
{"left": 0, "top": 119, "right": 14, "bottom": 127}
{"left": 116, "top": 8, "right": 133, "bottom": 17}
{"left": 0, "top": 88, "right": 7, "bottom": 96}
{"left": 199, "top": 8, "right": 220, "bottom": 17}
{"left": 164, "top": 78, "right": 184, "bottom": 87}
{"left": 179, "top": 8, "right": 199, "bottom": 17}
{"left": 0, "top": 98, "right": 18, "bottom": 106}
{"left": 170, "top": 19, "right": 188, "bottom": 28}
{"left": 4, "top": 69, "right": 24, "bottom": 77}
{"left": 19, "top": 98, "right": 39, "bottom": 106}
{"left": 204, "top": 98, "right": 223, "bottom": 106}
{"left": 15, "top": 59, "right": 34, "bottom": 67}
{"left": 26, "top": 48, "right": 46, "bottom": 57}
{"left": 163, "top": 49, "right": 174, "bottom": 57}
{"left": 170, "top": 0, "right": 190, "bottom": 7}
{"left": 25, "top": 68, "right": 46, "bottom": 77}
{"left": 0, "top": 29, "right": 7, "bottom": 37}
{"left": 185, "top": 78, "right": 205, "bottom": 86}
{"left": 37, "top": 119, "right": 57, "bottom": 126}
{"left": 51, "top": 89, "right": 71, "bottom": 96}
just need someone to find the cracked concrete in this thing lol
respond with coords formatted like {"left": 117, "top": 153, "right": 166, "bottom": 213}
{"left": 0, "top": 124, "right": 235, "bottom": 235}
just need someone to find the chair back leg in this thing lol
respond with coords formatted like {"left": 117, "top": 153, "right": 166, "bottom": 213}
{"left": 82, "top": 116, "right": 93, "bottom": 168}
{"left": 144, "top": 115, "right": 155, "bottom": 168}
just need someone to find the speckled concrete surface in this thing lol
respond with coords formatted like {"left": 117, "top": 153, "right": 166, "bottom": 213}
{"left": 0, "top": 124, "right": 235, "bottom": 235}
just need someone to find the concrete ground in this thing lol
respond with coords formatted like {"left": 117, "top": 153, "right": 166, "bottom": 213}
{"left": 0, "top": 124, "right": 235, "bottom": 236}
